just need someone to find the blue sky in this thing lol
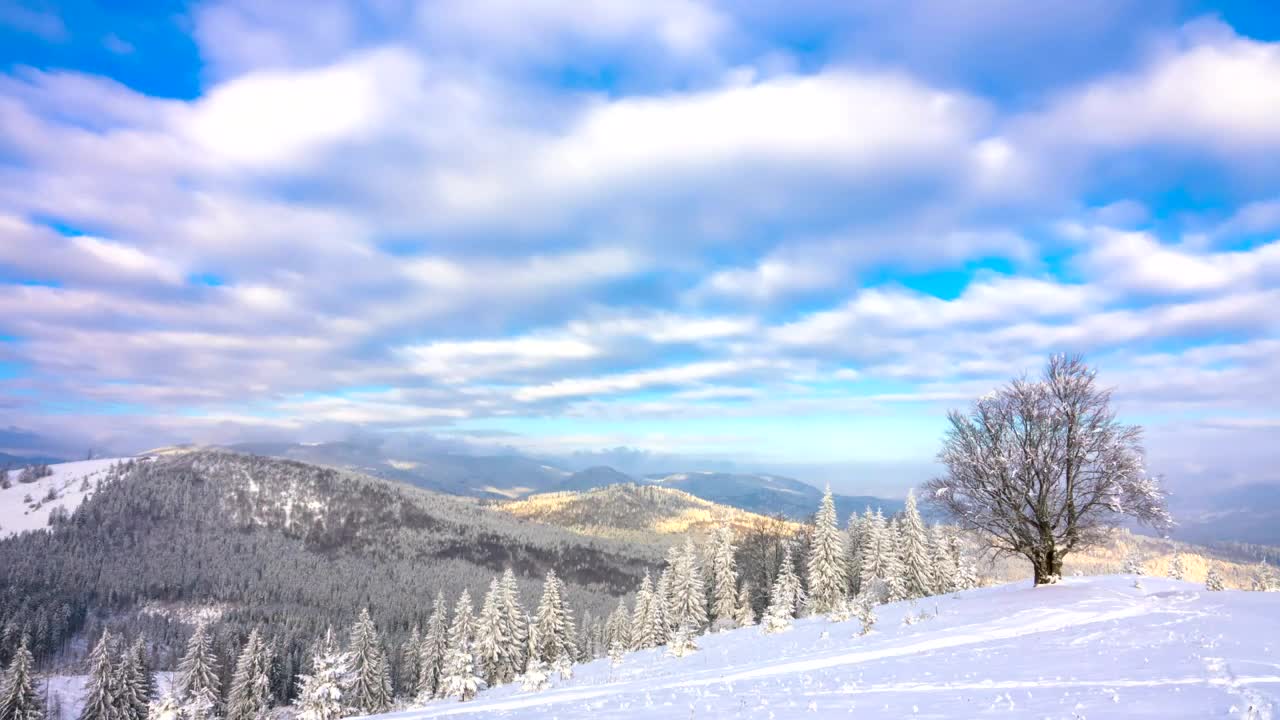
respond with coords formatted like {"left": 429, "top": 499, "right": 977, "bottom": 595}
{"left": 1, "top": 0, "right": 1279, "bottom": 494}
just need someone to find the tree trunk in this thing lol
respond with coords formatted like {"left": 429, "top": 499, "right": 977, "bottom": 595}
{"left": 1031, "top": 548, "right": 1064, "bottom": 585}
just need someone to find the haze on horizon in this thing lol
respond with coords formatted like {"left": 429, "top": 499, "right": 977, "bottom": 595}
{"left": 1, "top": 0, "right": 1279, "bottom": 498}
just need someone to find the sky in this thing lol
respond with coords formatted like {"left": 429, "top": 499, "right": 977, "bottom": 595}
{"left": 1, "top": 0, "right": 1279, "bottom": 496}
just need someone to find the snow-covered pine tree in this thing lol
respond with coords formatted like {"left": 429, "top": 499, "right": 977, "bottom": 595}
{"left": 733, "top": 583, "right": 756, "bottom": 627}
{"left": 0, "top": 636, "right": 43, "bottom": 720}
{"left": 346, "top": 609, "right": 392, "bottom": 715}
{"left": 884, "top": 516, "right": 908, "bottom": 601}
{"left": 805, "top": 485, "right": 848, "bottom": 614}
{"left": 854, "top": 596, "right": 877, "bottom": 636}
{"left": 398, "top": 624, "right": 421, "bottom": 698}
{"left": 438, "top": 645, "right": 482, "bottom": 702}
{"left": 116, "top": 636, "right": 156, "bottom": 720}
{"left": 607, "top": 640, "right": 625, "bottom": 668}
{"left": 708, "top": 525, "right": 739, "bottom": 629}
{"left": 473, "top": 580, "right": 507, "bottom": 687}
{"left": 858, "top": 509, "right": 886, "bottom": 599}
{"left": 225, "top": 630, "right": 273, "bottom": 720}
{"left": 646, "top": 574, "right": 672, "bottom": 647}
{"left": 604, "top": 598, "right": 631, "bottom": 652}
{"left": 292, "top": 631, "right": 351, "bottom": 720}
{"left": 629, "top": 573, "right": 655, "bottom": 650}
{"left": 899, "top": 489, "right": 933, "bottom": 599}
{"left": 79, "top": 631, "right": 119, "bottom": 720}
{"left": 778, "top": 544, "right": 806, "bottom": 617}
{"left": 761, "top": 547, "right": 803, "bottom": 634}
{"left": 947, "top": 532, "right": 977, "bottom": 590}
{"left": 147, "top": 693, "right": 181, "bottom": 720}
{"left": 174, "top": 623, "right": 220, "bottom": 719}
{"left": 1206, "top": 565, "right": 1226, "bottom": 591}
{"left": 416, "top": 591, "right": 449, "bottom": 700}
{"left": 534, "top": 571, "right": 576, "bottom": 664}
{"left": 515, "top": 625, "right": 549, "bottom": 693}
{"left": 665, "top": 625, "right": 698, "bottom": 658}
{"left": 1168, "top": 551, "right": 1186, "bottom": 580}
{"left": 1122, "top": 549, "right": 1144, "bottom": 575}
{"left": 845, "top": 510, "right": 867, "bottom": 596}
{"left": 668, "top": 540, "right": 708, "bottom": 633}
{"left": 927, "top": 526, "right": 954, "bottom": 595}
{"left": 496, "top": 569, "right": 528, "bottom": 680}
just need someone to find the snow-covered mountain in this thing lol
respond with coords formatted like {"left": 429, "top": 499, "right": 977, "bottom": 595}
{"left": 0, "top": 457, "right": 137, "bottom": 538}
{"left": 373, "top": 576, "right": 1279, "bottom": 719}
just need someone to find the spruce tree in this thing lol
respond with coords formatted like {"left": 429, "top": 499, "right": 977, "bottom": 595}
{"left": 927, "top": 526, "right": 954, "bottom": 595}
{"left": 1206, "top": 565, "right": 1226, "bottom": 591}
{"left": 292, "top": 631, "right": 350, "bottom": 720}
{"left": 899, "top": 490, "right": 933, "bottom": 599}
{"left": 1168, "top": 551, "right": 1186, "bottom": 581}
{"left": 884, "top": 517, "right": 908, "bottom": 601}
{"left": 533, "top": 571, "right": 576, "bottom": 664}
{"left": 777, "top": 544, "right": 806, "bottom": 617}
{"left": 708, "top": 526, "right": 739, "bottom": 629}
{"left": 668, "top": 540, "right": 707, "bottom": 633}
{"left": 116, "top": 636, "right": 154, "bottom": 720}
{"left": 845, "top": 510, "right": 868, "bottom": 595}
{"left": 0, "top": 636, "right": 43, "bottom": 720}
{"left": 806, "top": 486, "right": 848, "bottom": 614}
{"left": 515, "top": 625, "right": 549, "bottom": 693}
{"left": 645, "top": 575, "right": 671, "bottom": 647}
{"left": 495, "top": 570, "right": 528, "bottom": 680}
{"left": 473, "top": 580, "right": 507, "bottom": 687}
{"left": 416, "top": 592, "right": 449, "bottom": 701}
{"left": 346, "top": 609, "right": 392, "bottom": 714}
{"left": 629, "top": 574, "right": 655, "bottom": 650}
{"left": 604, "top": 599, "right": 630, "bottom": 652}
{"left": 446, "top": 590, "right": 475, "bottom": 659}
{"left": 175, "top": 623, "right": 221, "bottom": 718}
{"left": 733, "top": 583, "right": 756, "bottom": 627}
{"left": 438, "top": 646, "right": 481, "bottom": 702}
{"left": 397, "top": 624, "right": 421, "bottom": 699}
{"left": 225, "top": 630, "right": 272, "bottom": 720}
{"left": 79, "top": 631, "right": 119, "bottom": 720}
{"left": 1122, "top": 549, "right": 1144, "bottom": 575}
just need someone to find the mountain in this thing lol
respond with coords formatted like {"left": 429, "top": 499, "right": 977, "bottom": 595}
{"left": 494, "top": 483, "right": 802, "bottom": 544}
{"left": 0, "top": 450, "right": 67, "bottom": 467}
{"left": 0, "top": 450, "right": 658, "bottom": 669}
{"left": 1169, "top": 482, "right": 1280, "bottom": 547}
{"left": 364, "top": 576, "right": 1280, "bottom": 719}
{"left": 227, "top": 441, "right": 571, "bottom": 498}
{"left": 0, "top": 457, "right": 129, "bottom": 538}
{"left": 554, "top": 465, "right": 637, "bottom": 492}
{"left": 646, "top": 471, "right": 902, "bottom": 522}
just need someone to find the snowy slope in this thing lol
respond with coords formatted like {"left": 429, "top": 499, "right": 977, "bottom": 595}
{"left": 0, "top": 457, "right": 135, "bottom": 538}
{"left": 376, "top": 576, "right": 1279, "bottom": 719}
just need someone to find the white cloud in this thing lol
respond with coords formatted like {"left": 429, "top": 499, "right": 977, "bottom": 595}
{"left": 1073, "top": 226, "right": 1280, "bottom": 295}
{"left": 513, "top": 359, "right": 766, "bottom": 402}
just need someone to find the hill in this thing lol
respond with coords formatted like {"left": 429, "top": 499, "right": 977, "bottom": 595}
{"left": 372, "top": 575, "right": 1280, "bottom": 719}
{"left": 555, "top": 466, "right": 636, "bottom": 492}
{"left": 0, "top": 451, "right": 658, "bottom": 671}
{"left": 646, "top": 471, "right": 902, "bottom": 522}
{"left": 494, "top": 484, "right": 802, "bottom": 544}
{"left": 0, "top": 457, "right": 131, "bottom": 538}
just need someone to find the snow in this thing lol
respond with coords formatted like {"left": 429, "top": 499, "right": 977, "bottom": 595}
{"left": 0, "top": 457, "right": 136, "bottom": 538}
{"left": 371, "top": 576, "right": 1279, "bottom": 719}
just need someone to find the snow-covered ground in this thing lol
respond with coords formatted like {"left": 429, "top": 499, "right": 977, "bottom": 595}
{"left": 0, "top": 457, "right": 135, "bottom": 538}
{"left": 377, "top": 576, "right": 1279, "bottom": 719}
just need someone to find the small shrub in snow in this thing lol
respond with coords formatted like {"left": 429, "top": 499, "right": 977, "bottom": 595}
{"left": 608, "top": 641, "right": 625, "bottom": 667}
{"left": 551, "top": 655, "right": 573, "bottom": 681}
{"left": 517, "top": 658, "right": 549, "bottom": 692}
{"left": 666, "top": 626, "right": 699, "bottom": 658}
{"left": 854, "top": 598, "right": 877, "bottom": 636}
{"left": 1205, "top": 566, "right": 1225, "bottom": 592}
{"left": 825, "top": 598, "right": 853, "bottom": 623}
{"left": 759, "top": 609, "right": 792, "bottom": 635}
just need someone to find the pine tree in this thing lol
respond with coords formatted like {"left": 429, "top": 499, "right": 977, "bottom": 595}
{"left": 495, "top": 569, "right": 528, "bottom": 680}
{"left": 845, "top": 510, "right": 868, "bottom": 596}
{"left": 733, "top": 583, "right": 756, "bottom": 627}
{"left": 292, "top": 631, "right": 350, "bottom": 720}
{"left": 473, "top": 580, "right": 507, "bottom": 687}
{"left": 775, "top": 545, "right": 805, "bottom": 617}
{"left": 854, "top": 596, "right": 878, "bottom": 636}
{"left": 516, "top": 624, "right": 549, "bottom": 694}
{"left": 438, "top": 646, "right": 481, "bottom": 702}
{"left": 175, "top": 623, "right": 221, "bottom": 718}
{"left": 668, "top": 540, "right": 708, "bottom": 633}
{"left": 884, "top": 517, "right": 908, "bottom": 601}
{"left": 79, "top": 631, "right": 119, "bottom": 720}
{"left": 1168, "top": 551, "right": 1186, "bottom": 581}
{"left": 416, "top": 592, "right": 449, "bottom": 700}
{"left": 1206, "top": 565, "right": 1226, "bottom": 591}
{"left": 147, "top": 693, "right": 181, "bottom": 720}
{"left": 629, "top": 574, "right": 655, "bottom": 650}
{"left": 397, "top": 624, "right": 421, "bottom": 698}
{"left": 927, "top": 526, "right": 954, "bottom": 595}
{"left": 225, "top": 630, "right": 272, "bottom": 720}
{"left": 346, "top": 609, "right": 392, "bottom": 714}
{"left": 604, "top": 599, "right": 631, "bottom": 652}
{"left": 1122, "top": 549, "right": 1144, "bottom": 575}
{"left": 708, "top": 526, "right": 739, "bottom": 629}
{"left": 116, "top": 637, "right": 155, "bottom": 720}
{"left": 806, "top": 486, "right": 848, "bottom": 614}
{"left": 0, "top": 636, "right": 43, "bottom": 720}
{"left": 899, "top": 490, "right": 933, "bottom": 599}
{"left": 947, "top": 533, "right": 977, "bottom": 590}
{"left": 534, "top": 571, "right": 576, "bottom": 664}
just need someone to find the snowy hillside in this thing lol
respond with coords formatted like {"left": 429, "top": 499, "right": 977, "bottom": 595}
{"left": 0, "top": 457, "right": 136, "bottom": 538}
{"left": 375, "top": 576, "right": 1279, "bottom": 719}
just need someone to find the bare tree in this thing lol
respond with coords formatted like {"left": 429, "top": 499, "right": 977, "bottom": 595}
{"left": 924, "top": 355, "right": 1171, "bottom": 585}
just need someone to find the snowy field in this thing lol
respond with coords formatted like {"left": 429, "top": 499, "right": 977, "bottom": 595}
{"left": 0, "top": 457, "right": 135, "bottom": 538}
{"left": 376, "top": 576, "right": 1279, "bottom": 719}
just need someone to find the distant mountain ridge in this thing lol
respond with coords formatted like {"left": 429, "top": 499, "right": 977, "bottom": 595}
{"left": 222, "top": 441, "right": 902, "bottom": 522}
